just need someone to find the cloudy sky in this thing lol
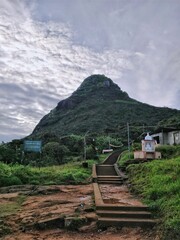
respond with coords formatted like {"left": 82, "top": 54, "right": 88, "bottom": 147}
{"left": 0, "top": 0, "right": 180, "bottom": 142}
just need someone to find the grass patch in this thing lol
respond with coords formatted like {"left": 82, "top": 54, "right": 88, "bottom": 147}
{"left": 0, "top": 159, "right": 99, "bottom": 187}
{"left": 0, "top": 222, "right": 12, "bottom": 238}
{"left": 0, "top": 202, "right": 20, "bottom": 217}
{"left": 0, "top": 195, "right": 26, "bottom": 217}
{"left": 118, "top": 150, "right": 134, "bottom": 167}
{"left": 0, "top": 195, "right": 26, "bottom": 237}
{"left": 127, "top": 157, "right": 180, "bottom": 240}
{"left": 155, "top": 145, "right": 180, "bottom": 159}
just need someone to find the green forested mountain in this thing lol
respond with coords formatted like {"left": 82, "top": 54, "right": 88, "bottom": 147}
{"left": 30, "top": 75, "right": 180, "bottom": 141}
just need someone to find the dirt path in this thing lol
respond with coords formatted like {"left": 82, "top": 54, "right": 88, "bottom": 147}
{"left": 100, "top": 184, "right": 144, "bottom": 206}
{"left": 0, "top": 184, "right": 159, "bottom": 240}
{"left": 3, "top": 227, "right": 158, "bottom": 240}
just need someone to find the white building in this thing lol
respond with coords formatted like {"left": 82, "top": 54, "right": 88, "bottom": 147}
{"left": 151, "top": 128, "right": 180, "bottom": 145}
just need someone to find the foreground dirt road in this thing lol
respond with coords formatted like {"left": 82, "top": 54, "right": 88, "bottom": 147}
{"left": 0, "top": 184, "right": 159, "bottom": 240}
{"left": 3, "top": 227, "right": 158, "bottom": 240}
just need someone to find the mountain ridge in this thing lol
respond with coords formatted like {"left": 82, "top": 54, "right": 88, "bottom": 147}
{"left": 30, "top": 75, "right": 180, "bottom": 140}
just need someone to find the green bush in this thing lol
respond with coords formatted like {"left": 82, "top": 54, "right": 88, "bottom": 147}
{"left": 0, "top": 176, "right": 22, "bottom": 187}
{"left": 12, "top": 166, "right": 32, "bottom": 184}
{"left": 127, "top": 157, "right": 180, "bottom": 240}
{"left": 132, "top": 142, "right": 141, "bottom": 151}
{"left": 0, "top": 160, "right": 94, "bottom": 187}
{"left": 0, "top": 144, "right": 17, "bottom": 164}
{"left": 0, "top": 162, "right": 11, "bottom": 177}
{"left": 156, "top": 145, "right": 180, "bottom": 159}
{"left": 43, "top": 142, "right": 70, "bottom": 165}
{"left": 96, "top": 136, "right": 122, "bottom": 153}
{"left": 118, "top": 150, "right": 134, "bottom": 167}
{"left": 62, "top": 172, "right": 75, "bottom": 183}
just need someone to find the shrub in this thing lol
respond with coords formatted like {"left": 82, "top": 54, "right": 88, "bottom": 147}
{"left": 0, "top": 176, "right": 22, "bottom": 187}
{"left": 43, "top": 142, "right": 69, "bottom": 165}
{"left": 118, "top": 150, "right": 134, "bottom": 167}
{"left": 12, "top": 165, "right": 33, "bottom": 184}
{"left": 127, "top": 157, "right": 180, "bottom": 240}
{"left": 156, "top": 145, "right": 180, "bottom": 159}
{"left": 0, "top": 159, "right": 95, "bottom": 187}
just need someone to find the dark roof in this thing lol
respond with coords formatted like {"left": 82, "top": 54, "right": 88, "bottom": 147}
{"left": 152, "top": 127, "right": 180, "bottom": 134}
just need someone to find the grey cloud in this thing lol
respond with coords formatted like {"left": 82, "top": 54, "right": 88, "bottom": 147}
{"left": 34, "top": 0, "right": 180, "bottom": 50}
{"left": 0, "top": 0, "right": 180, "bottom": 142}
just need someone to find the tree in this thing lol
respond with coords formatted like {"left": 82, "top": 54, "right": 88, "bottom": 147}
{"left": 0, "top": 143, "right": 17, "bottom": 164}
{"left": 43, "top": 142, "right": 69, "bottom": 165}
{"left": 96, "top": 136, "right": 122, "bottom": 152}
{"left": 60, "top": 135, "right": 83, "bottom": 156}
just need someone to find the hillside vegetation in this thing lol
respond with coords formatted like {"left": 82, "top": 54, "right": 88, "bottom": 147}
{"left": 30, "top": 75, "right": 180, "bottom": 141}
{"left": 118, "top": 145, "right": 180, "bottom": 240}
{"left": 127, "top": 158, "right": 180, "bottom": 240}
{"left": 0, "top": 135, "right": 122, "bottom": 166}
{"left": 0, "top": 160, "right": 96, "bottom": 187}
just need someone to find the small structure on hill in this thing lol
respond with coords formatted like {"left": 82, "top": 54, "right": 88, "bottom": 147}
{"left": 134, "top": 133, "right": 161, "bottom": 160}
{"left": 151, "top": 128, "right": 180, "bottom": 145}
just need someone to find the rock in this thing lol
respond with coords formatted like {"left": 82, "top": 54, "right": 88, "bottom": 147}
{"left": 34, "top": 216, "right": 64, "bottom": 230}
{"left": 28, "top": 186, "right": 61, "bottom": 196}
{"left": 78, "top": 221, "right": 97, "bottom": 233}
{"left": 84, "top": 213, "right": 98, "bottom": 222}
{"left": 65, "top": 217, "right": 87, "bottom": 230}
{"left": 31, "top": 212, "right": 40, "bottom": 218}
{"left": 84, "top": 206, "right": 95, "bottom": 213}
{"left": 21, "top": 217, "right": 34, "bottom": 224}
{"left": 39, "top": 199, "right": 70, "bottom": 208}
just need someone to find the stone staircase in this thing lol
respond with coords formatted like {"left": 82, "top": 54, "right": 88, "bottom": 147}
{"left": 103, "top": 150, "right": 121, "bottom": 165}
{"left": 96, "top": 205, "right": 156, "bottom": 228}
{"left": 97, "top": 175, "right": 123, "bottom": 184}
{"left": 95, "top": 164, "right": 124, "bottom": 184}
{"left": 92, "top": 151, "right": 157, "bottom": 228}
{"left": 96, "top": 165, "right": 117, "bottom": 175}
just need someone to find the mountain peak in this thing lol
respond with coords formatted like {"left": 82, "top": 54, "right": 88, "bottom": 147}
{"left": 75, "top": 74, "right": 120, "bottom": 93}
{"left": 31, "top": 74, "right": 180, "bottom": 139}
{"left": 79, "top": 74, "right": 115, "bottom": 88}
{"left": 56, "top": 74, "right": 129, "bottom": 110}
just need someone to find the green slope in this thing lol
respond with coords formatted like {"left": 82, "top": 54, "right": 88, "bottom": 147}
{"left": 30, "top": 74, "right": 180, "bottom": 139}
{"left": 127, "top": 156, "right": 180, "bottom": 240}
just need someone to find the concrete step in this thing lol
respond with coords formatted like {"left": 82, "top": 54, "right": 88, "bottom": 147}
{"left": 96, "top": 205, "right": 149, "bottom": 212}
{"left": 97, "top": 176, "right": 123, "bottom": 181}
{"left": 97, "top": 181, "right": 123, "bottom": 184}
{"left": 96, "top": 210, "right": 152, "bottom": 219}
{"left": 97, "top": 180, "right": 123, "bottom": 183}
{"left": 97, "top": 164, "right": 115, "bottom": 166}
{"left": 96, "top": 165, "right": 117, "bottom": 176}
{"left": 97, "top": 175, "right": 123, "bottom": 179}
{"left": 97, "top": 179, "right": 122, "bottom": 182}
{"left": 97, "top": 178, "right": 123, "bottom": 182}
{"left": 103, "top": 151, "right": 121, "bottom": 165}
{"left": 98, "top": 217, "right": 156, "bottom": 228}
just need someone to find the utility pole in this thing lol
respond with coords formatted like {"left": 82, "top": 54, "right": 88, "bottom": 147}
{"left": 84, "top": 131, "right": 89, "bottom": 161}
{"left": 84, "top": 135, "right": 86, "bottom": 161}
{"left": 143, "top": 124, "right": 145, "bottom": 133}
{"left": 108, "top": 134, "right": 111, "bottom": 149}
{"left": 127, "top": 122, "right": 130, "bottom": 159}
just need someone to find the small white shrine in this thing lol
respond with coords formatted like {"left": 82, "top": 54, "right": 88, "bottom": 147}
{"left": 142, "top": 133, "right": 155, "bottom": 152}
{"left": 134, "top": 133, "right": 161, "bottom": 160}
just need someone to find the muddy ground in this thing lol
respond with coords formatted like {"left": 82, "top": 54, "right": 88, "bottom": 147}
{"left": 0, "top": 184, "right": 159, "bottom": 240}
